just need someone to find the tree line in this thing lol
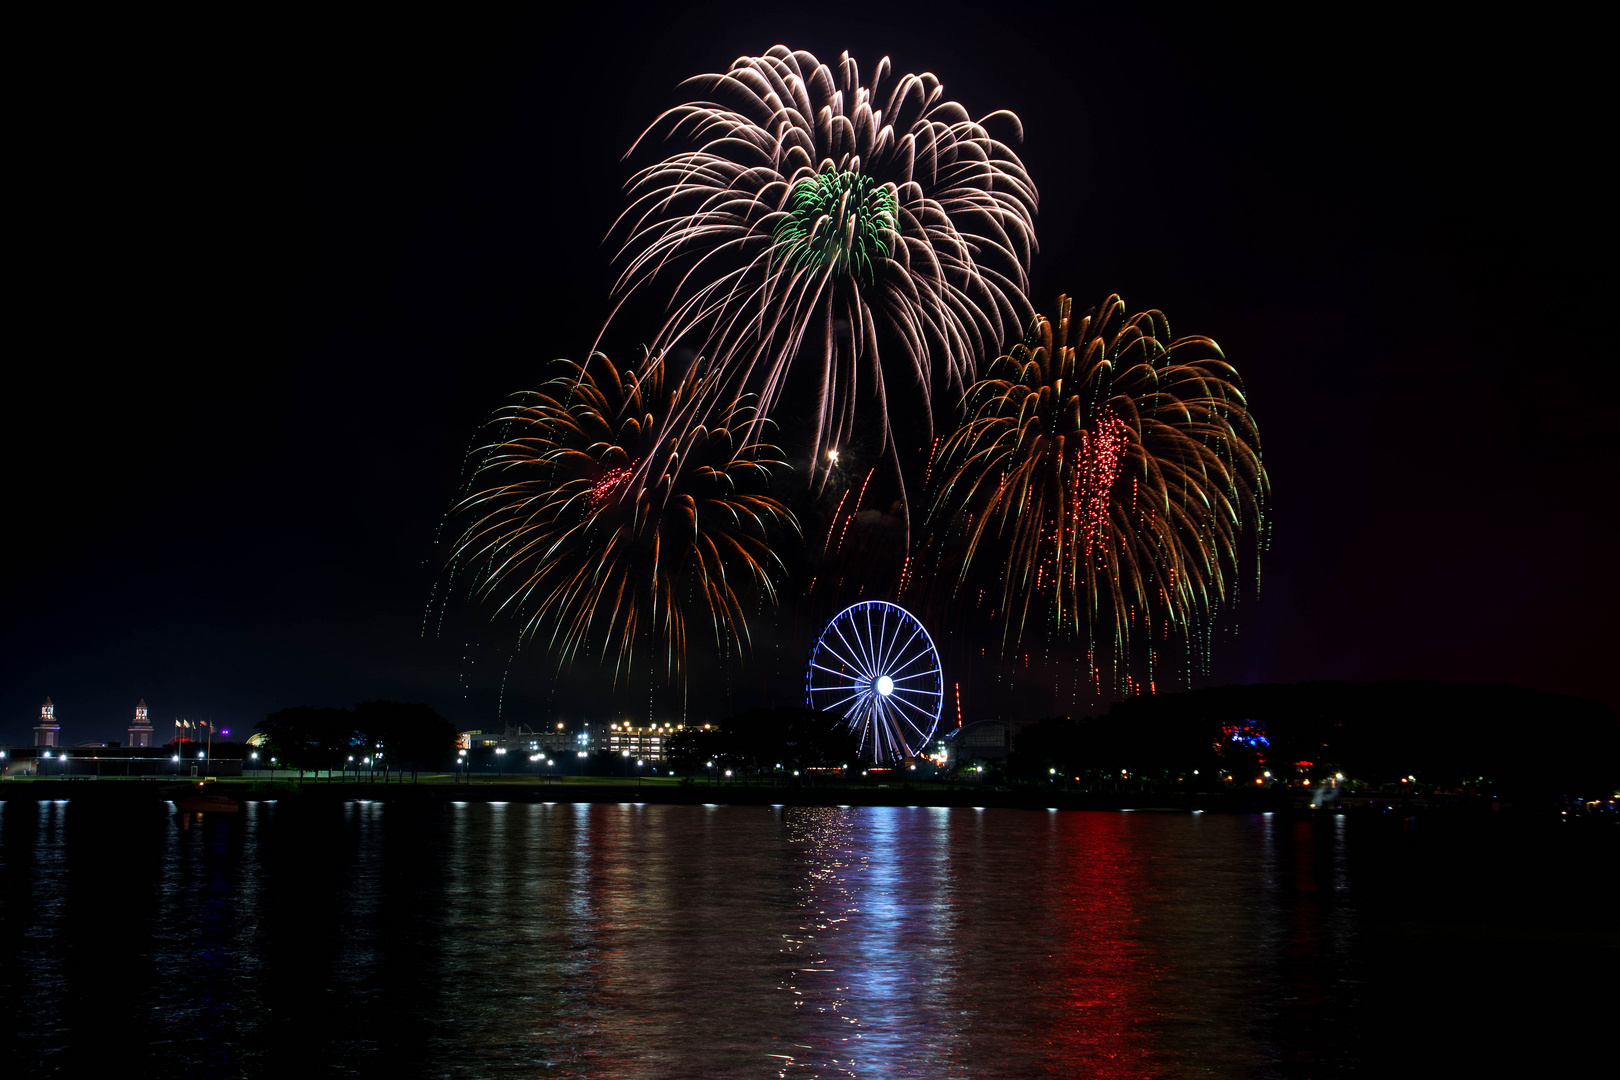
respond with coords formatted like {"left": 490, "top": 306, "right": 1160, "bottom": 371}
{"left": 664, "top": 707, "right": 861, "bottom": 776}
{"left": 255, "top": 701, "right": 457, "bottom": 781}
{"left": 999, "top": 680, "right": 1619, "bottom": 792}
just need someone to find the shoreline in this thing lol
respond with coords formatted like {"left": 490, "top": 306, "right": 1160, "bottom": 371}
{"left": 0, "top": 777, "right": 1548, "bottom": 815}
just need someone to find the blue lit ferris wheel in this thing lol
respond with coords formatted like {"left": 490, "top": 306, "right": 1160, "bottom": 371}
{"left": 805, "top": 601, "right": 944, "bottom": 765}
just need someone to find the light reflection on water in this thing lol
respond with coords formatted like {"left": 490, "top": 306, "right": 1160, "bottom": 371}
{"left": 2, "top": 798, "right": 1611, "bottom": 1078}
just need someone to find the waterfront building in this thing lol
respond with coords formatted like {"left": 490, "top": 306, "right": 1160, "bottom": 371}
{"left": 34, "top": 698, "right": 60, "bottom": 748}
{"left": 604, "top": 720, "right": 681, "bottom": 762}
{"left": 128, "top": 699, "right": 154, "bottom": 747}
{"left": 459, "top": 723, "right": 590, "bottom": 756}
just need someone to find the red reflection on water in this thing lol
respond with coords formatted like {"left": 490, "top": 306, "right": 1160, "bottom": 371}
{"left": 1047, "top": 813, "right": 1155, "bottom": 1078}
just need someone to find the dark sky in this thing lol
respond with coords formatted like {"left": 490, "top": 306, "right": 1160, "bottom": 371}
{"left": 8, "top": 2, "right": 1613, "bottom": 745}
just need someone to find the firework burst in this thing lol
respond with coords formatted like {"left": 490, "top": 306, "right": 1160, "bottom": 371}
{"left": 920, "top": 295, "right": 1268, "bottom": 685}
{"left": 450, "top": 351, "right": 796, "bottom": 681}
{"left": 607, "top": 45, "right": 1038, "bottom": 508}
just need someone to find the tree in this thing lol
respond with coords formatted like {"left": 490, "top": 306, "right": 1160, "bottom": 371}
{"left": 666, "top": 728, "right": 730, "bottom": 775}
{"left": 257, "top": 707, "right": 358, "bottom": 779}
{"left": 354, "top": 701, "right": 456, "bottom": 782}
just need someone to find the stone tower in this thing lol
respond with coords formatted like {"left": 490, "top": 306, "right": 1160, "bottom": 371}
{"left": 34, "top": 698, "right": 60, "bottom": 748}
{"left": 128, "top": 699, "right": 153, "bottom": 748}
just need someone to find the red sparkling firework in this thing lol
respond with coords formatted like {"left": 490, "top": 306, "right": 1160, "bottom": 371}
{"left": 917, "top": 294, "right": 1268, "bottom": 676}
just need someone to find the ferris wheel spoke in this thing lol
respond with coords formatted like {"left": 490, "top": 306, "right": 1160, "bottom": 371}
{"left": 878, "top": 703, "right": 912, "bottom": 743}
{"left": 855, "top": 700, "right": 884, "bottom": 741}
{"left": 816, "top": 637, "right": 870, "bottom": 679}
{"left": 885, "top": 690, "right": 937, "bottom": 725}
{"left": 816, "top": 687, "right": 867, "bottom": 714}
{"left": 872, "top": 705, "right": 900, "bottom": 756}
{"left": 875, "top": 621, "right": 924, "bottom": 679}
{"left": 809, "top": 658, "right": 865, "bottom": 685}
{"left": 873, "top": 610, "right": 916, "bottom": 672}
{"left": 887, "top": 637, "right": 939, "bottom": 675}
{"left": 883, "top": 713, "right": 927, "bottom": 748}
{"left": 830, "top": 623, "right": 877, "bottom": 680}
{"left": 889, "top": 686, "right": 940, "bottom": 704}
{"left": 887, "top": 683, "right": 941, "bottom": 732}
{"left": 817, "top": 634, "right": 866, "bottom": 675}
{"left": 894, "top": 663, "right": 946, "bottom": 689}
{"left": 866, "top": 610, "right": 896, "bottom": 672}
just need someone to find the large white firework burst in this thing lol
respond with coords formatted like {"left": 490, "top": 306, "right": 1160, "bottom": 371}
{"left": 608, "top": 45, "right": 1038, "bottom": 507}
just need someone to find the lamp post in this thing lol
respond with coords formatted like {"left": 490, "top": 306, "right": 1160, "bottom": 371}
{"left": 495, "top": 747, "right": 506, "bottom": 780}
{"left": 457, "top": 748, "right": 467, "bottom": 784}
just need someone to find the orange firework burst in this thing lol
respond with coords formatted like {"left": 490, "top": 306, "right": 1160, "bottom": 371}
{"left": 450, "top": 350, "right": 797, "bottom": 681}
{"left": 920, "top": 295, "right": 1268, "bottom": 677}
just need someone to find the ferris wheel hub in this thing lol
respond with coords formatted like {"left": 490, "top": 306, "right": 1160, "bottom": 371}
{"left": 875, "top": 675, "right": 894, "bottom": 696}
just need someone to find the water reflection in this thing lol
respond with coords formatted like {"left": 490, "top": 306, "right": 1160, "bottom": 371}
{"left": 5, "top": 800, "right": 1604, "bottom": 1078}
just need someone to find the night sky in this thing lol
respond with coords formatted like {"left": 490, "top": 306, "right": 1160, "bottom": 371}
{"left": 8, "top": 2, "right": 1612, "bottom": 745}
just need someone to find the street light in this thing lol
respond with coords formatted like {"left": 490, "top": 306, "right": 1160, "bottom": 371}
{"left": 495, "top": 747, "right": 507, "bottom": 779}
{"left": 457, "top": 748, "right": 468, "bottom": 783}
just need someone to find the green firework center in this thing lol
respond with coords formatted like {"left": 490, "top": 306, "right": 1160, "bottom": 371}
{"left": 773, "top": 170, "right": 897, "bottom": 282}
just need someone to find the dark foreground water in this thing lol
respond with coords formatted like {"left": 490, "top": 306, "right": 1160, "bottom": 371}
{"left": 1, "top": 799, "right": 1613, "bottom": 1078}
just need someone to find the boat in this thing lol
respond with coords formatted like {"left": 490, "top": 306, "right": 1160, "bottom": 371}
{"left": 175, "top": 783, "right": 240, "bottom": 813}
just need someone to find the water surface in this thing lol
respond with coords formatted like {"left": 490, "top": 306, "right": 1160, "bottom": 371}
{"left": 1, "top": 799, "right": 1611, "bottom": 1077}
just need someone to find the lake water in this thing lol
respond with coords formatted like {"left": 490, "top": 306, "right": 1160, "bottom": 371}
{"left": 1, "top": 798, "right": 1612, "bottom": 1078}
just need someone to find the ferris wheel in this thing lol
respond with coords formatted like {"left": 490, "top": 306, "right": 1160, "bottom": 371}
{"left": 805, "top": 601, "right": 944, "bottom": 764}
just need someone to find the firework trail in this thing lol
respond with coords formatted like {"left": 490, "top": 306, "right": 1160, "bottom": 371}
{"left": 606, "top": 45, "right": 1038, "bottom": 524}
{"left": 920, "top": 294, "right": 1268, "bottom": 677}
{"left": 449, "top": 350, "right": 797, "bottom": 682}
